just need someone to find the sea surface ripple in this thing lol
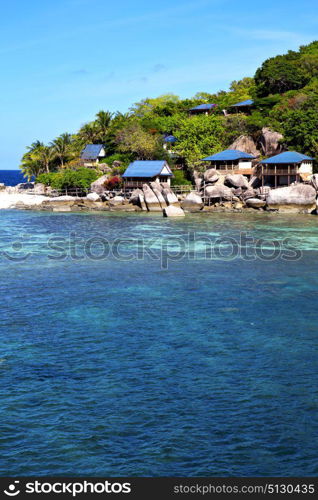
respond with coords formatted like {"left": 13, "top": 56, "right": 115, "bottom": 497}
{"left": 0, "top": 210, "right": 317, "bottom": 476}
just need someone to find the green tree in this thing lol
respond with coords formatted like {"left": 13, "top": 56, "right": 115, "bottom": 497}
{"left": 130, "top": 94, "right": 180, "bottom": 117}
{"left": 51, "top": 133, "right": 72, "bottom": 168}
{"left": 77, "top": 122, "right": 100, "bottom": 145}
{"left": 228, "top": 77, "right": 256, "bottom": 102}
{"left": 116, "top": 121, "right": 163, "bottom": 159}
{"left": 280, "top": 107, "right": 318, "bottom": 156}
{"left": 21, "top": 141, "right": 55, "bottom": 179}
{"left": 255, "top": 51, "right": 309, "bottom": 97}
{"left": 36, "top": 168, "right": 99, "bottom": 190}
{"left": 174, "top": 115, "right": 226, "bottom": 169}
{"left": 95, "top": 110, "right": 113, "bottom": 142}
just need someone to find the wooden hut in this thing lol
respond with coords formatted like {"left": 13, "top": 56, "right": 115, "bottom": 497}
{"left": 259, "top": 151, "right": 314, "bottom": 187}
{"left": 201, "top": 149, "right": 255, "bottom": 176}
{"left": 122, "top": 160, "right": 173, "bottom": 188}
{"left": 230, "top": 99, "right": 254, "bottom": 114}
{"left": 80, "top": 144, "right": 106, "bottom": 167}
{"left": 189, "top": 103, "right": 217, "bottom": 115}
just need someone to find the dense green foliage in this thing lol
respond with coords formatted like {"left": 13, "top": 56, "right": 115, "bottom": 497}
{"left": 171, "top": 170, "right": 192, "bottom": 186}
{"left": 21, "top": 40, "right": 318, "bottom": 182}
{"left": 255, "top": 42, "right": 318, "bottom": 97}
{"left": 36, "top": 168, "right": 99, "bottom": 190}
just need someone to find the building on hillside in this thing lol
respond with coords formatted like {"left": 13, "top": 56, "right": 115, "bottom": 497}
{"left": 259, "top": 151, "right": 314, "bottom": 187}
{"left": 163, "top": 135, "right": 177, "bottom": 146}
{"left": 201, "top": 149, "right": 256, "bottom": 176}
{"left": 230, "top": 99, "right": 254, "bottom": 114}
{"left": 189, "top": 103, "right": 217, "bottom": 115}
{"left": 122, "top": 160, "right": 173, "bottom": 188}
{"left": 163, "top": 135, "right": 178, "bottom": 155}
{"left": 80, "top": 144, "right": 106, "bottom": 167}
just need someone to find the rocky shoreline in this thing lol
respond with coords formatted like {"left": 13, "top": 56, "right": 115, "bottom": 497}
{"left": 1, "top": 172, "right": 318, "bottom": 216}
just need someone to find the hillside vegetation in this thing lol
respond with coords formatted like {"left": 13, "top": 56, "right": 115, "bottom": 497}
{"left": 21, "top": 41, "right": 318, "bottom": 181}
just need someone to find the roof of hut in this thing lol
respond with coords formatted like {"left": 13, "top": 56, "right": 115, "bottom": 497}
{"left": 201, "top": 149, "right": 256, "bottom": 161}
{"left": 122, "top": 160, "right": 173, "bottom": 178}
{"left": 260, "top": 151, "right": 314, "bottom": 164}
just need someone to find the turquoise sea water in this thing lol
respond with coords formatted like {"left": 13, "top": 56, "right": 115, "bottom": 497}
{"left": 0, "top": 209, "right": 318, "bottom": 477}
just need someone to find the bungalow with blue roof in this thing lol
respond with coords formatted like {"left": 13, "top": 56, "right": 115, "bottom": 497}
{"left": 80, "top": 144, "right": 106, "bottom": 166}
{"left": 259, "top": 151, "right": 314, "bottom": 187}
{"left": 163, "top": 135, "right": 177, "bottom": 145}
{"left": 122, "top": 160, "right": 173, "bottom": 188}
{"left": 189, "top": 103, "right": 217, "bottom": 115}
{"left": 201, "top": 149, "right": 256, "bottom": 176}
{"left": 163, "top": 135, "right": 178, "bottom": 156}
{"left": 230, "top": 99, "right": 254, "bottom": 114}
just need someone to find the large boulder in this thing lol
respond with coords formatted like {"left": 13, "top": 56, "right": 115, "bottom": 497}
{"left": 193, "top": 170, "right": 203, "bottom": 190}
{"left": 90, "top": 174, "right": 109, "bottom": 195}
{"left": 150, "top": 181, "right": 162, "bottom": 192}
{"left": 259, "top": 127, "right": 283, "bottom": 156}
{"left": 310, "top": 174, "right": 318, "bottom": 191}
{"left": 16, "top": 182, "right": 34, "bottom": 191}
{"left": 204, "top": 169, "right": 219, "bottom": 183}
{"left": 33, "top": 183, "right": 46, "bottom": 195}
{"left": 109, "top": 195, "right": 125, "bottom": 206}
{"left": 40, "top": 196, "right": 79, "bottom": 212}
{"left": 0, "top": 183, "right": 5, "bottom": 191}
{"left": 129, "top": 188, "right": 144, "bottom": 205}
{"left": 266, "top": 184, "right": 316, "bottom": 212}
{"left": 204, "top": 185, "right": 233, "bottom": 200}
{"left": 142, "top": 184, "right": 162, "bottom": 211}
{"left": 41, "top": 196, "right": 108, "bottom": 212}
{"left": 138, "top": 193, "right": 147, "bottom": 211}
{"left": 246, "top": 198, "right": 266, "bottom": 209}
{"left": 87, "top": 192, "right": 101, "bottom": 202}
{"left": 162, "top": 186, "right": 179, "bottom": 206}
{"left": 233, "top": 187, "right": 243, "bottom": 197}
{"left": 225, "top": 174, "right": 249, "bottom": 189}
{"left": 229, "top": 135, "right": 260, "bottom": 157}
{"left": 181, "top": 192, "right": 204, "bottom": 212}
{"left": 97, "top": 164, "right": 112, "bottom": 174}
{"left": 150, "top": 182, "right": 167, "bottom": 208}
{"left": 214, "top": 174, "right": 226, "bottom": 186}
{"left": 249, "top": 176, "right": 261, "bottom": 189}
{"left": 163, "top": 205, "right": 185, "bottom": 217}
{"left": 241, "top": 188, "right": 256, "bottom": 200}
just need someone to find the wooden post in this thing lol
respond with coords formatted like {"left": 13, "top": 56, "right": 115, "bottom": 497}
{"left": 275, "top": 165, "right": 277, "bottom": 189}
{"left": 262, "top": 166, "right": 264, "bottom": 188}
{"left": 288, "top": 165, "right": 290, "bottom": 186}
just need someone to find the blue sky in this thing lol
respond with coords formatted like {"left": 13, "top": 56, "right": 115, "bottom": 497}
{"left": 1, "top": 0, "right": 317, "bottom": 169}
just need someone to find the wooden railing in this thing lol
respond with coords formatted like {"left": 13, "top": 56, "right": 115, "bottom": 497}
{"left": 23, "top": 184, "right": 195, "bottom": 199}
{"left": 261, "top": 167, "right": 298, "bottom": 176}
{"left": 170, "top": 184, "right": 194, "bottom": 194}
{"left": 23, "top": 187, "right": 90, "bottom": 197}
{"left": 214, "top": 166, "right": 239, "bottom": 172}
{"left": 211, "top": 166, "right": 254, "bottom": 174}
{"left": 123, "top": 181, "right": 171, "bottom": 189}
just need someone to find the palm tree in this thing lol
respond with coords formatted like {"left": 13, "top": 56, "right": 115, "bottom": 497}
{"left": 77, "top": 122, "right": 100, "bottom": 144}
{"left": 20, "top": 141, "right": 54, "bottom": 179}
{"left": 38, "top": 145, "right": 54, "bottom": 173}
{"left": 95, "top": 110, "right": 113, "bottom": 142}
{"left": 51, "top": 133, "right": 72, "bottom": 168}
